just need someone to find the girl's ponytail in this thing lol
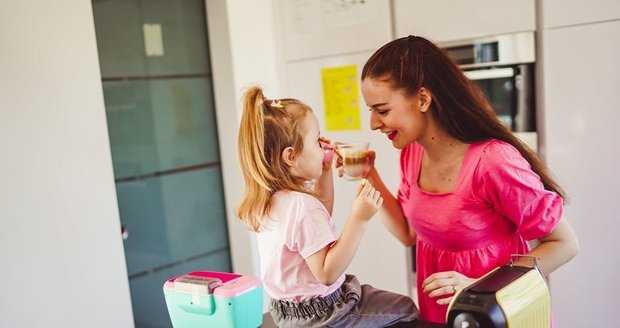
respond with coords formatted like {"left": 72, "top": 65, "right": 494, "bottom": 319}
{"left": 236, "top": 86, "right": 314, "bottom": 231}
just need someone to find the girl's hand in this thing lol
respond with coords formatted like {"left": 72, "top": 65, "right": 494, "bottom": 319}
{"left": 421, "top": 271, "right": 476, "bottom": 305}
{"left": 320, "top": 137, "right": 334, "bottom": 171}
{"left": 350, "top": 179, "right": 383, "bottom": 222}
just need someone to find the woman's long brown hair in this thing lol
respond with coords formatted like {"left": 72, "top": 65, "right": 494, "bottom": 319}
{"left": 362, "top": 36, "right": 566, "bottom": 199}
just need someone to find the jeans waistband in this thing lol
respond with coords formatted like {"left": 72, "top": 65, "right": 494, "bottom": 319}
{"left": 272, "top": 287, "right": 345, "bottom": 318}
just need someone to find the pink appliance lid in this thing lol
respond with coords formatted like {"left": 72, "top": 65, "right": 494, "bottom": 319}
{"left": 164, "top": 271, "right": 261, "bottom": 298}
{"left": 180, "top": 271, "right": 241, "bottom": 283}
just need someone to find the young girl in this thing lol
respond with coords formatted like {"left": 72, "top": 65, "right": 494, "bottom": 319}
{"left": 236, "top": 86, "right": 419, "bottom": 328}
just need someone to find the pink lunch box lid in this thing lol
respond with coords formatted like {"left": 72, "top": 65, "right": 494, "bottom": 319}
{"left": 165, "top": 271, "right": 261, "bottom": 298}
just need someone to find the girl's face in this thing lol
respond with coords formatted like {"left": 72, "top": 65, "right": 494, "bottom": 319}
{"left": 289, "top": 112, "right": 324, "bottom": 180}
{"left": 362, "top": 78, "right": 429, "bottom": 149}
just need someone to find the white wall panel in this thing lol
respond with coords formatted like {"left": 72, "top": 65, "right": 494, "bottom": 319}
{"left": 542, "top": 19, "right": 620, "bottom": 327}
{"left": 0, "top": 1, "right": 134, "bottom": 327}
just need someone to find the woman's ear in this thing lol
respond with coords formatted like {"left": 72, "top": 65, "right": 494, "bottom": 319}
{"left": 418, "top": 87, "right": 432, "bottom": 113}
{"left": 281, "top": 146, "right": 297, "bottom": 167}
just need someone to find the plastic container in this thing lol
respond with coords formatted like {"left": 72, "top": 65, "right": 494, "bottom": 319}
{"left": 163, "top": 271, "right": 263, "bottom": 328}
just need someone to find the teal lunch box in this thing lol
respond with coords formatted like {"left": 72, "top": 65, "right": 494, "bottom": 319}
{"left": 163, "top": 271, "right": 263, "bottom": 328}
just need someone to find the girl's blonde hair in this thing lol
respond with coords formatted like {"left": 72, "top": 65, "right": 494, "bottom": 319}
{"left": 236, "top": 86, "right": 314, "bottom": 231}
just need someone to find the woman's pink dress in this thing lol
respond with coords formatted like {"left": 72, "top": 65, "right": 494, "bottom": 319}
{"left": 398, "top": 139, "right": 562, "bottom": 324}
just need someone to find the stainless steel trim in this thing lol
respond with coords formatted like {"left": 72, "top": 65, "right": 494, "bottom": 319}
{"left": 442, "top": 31, "right": 535, "bottom": 69}
{"left": 514, "top": 64, "right": 535, "bottom": 131}
{"left": 464, "top": 67, "right": 514, "bottom": 80}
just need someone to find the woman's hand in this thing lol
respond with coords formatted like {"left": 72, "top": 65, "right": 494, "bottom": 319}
{"left": 421, "top": 271, "right": 476, "bottom": 305}
{"left": 333, "top": 142, "right": 376, "bottom": 179}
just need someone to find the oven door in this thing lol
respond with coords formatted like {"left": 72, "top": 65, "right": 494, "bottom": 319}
{"left": 464, "top": 64, "right": 535, "bottom": 132}
{"left": 464, "top": 64, "right": 537, "bottom": 151}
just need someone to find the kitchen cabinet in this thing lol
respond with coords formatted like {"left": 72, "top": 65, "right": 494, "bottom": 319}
{"left": 393, "top": 0, "right": 535, "bottom": 42}
{"left": 542, "top": 0, "right": 620, "bottom": 29}
{"left": 541, "top": 19, "right": 620, "bottom": 328}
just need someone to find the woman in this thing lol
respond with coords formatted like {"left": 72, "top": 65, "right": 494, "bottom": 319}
{"left": 344, "top": 35, "right": 579, "bottom": 324}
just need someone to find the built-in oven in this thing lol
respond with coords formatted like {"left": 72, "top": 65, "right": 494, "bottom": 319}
{"left": 443, "top": 32, "right": 537, "bottom": 151}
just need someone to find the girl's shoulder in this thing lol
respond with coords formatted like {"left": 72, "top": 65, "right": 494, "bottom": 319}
{"left": 272, "top": 190, "right": 325, "bottom": 211}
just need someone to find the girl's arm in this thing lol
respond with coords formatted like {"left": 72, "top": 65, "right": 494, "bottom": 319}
{"left": 305, "top": 181, "right": 382, "bottom": 285}
{"left": 314, "top": 138, "right": 334, "bottom": 215}
{"left": 314, "top": 163, "right": 334, "bottom": 216}
{"left": 366, "top": 163, "right": 416, "bottom": 246}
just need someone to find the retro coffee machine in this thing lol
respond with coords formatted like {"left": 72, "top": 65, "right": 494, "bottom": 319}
{"left": 446, "top": 255, "right": 551, "bottom": 328}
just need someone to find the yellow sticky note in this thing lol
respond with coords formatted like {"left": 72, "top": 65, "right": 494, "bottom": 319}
{"left": 321, "top": 65, "right": 360, "bottom": 131}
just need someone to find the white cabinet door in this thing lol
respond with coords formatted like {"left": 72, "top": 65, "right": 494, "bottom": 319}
{"left": 542, "top": 20, "right": 620, "bottom": 327}
{"left": 543, "top": 0, "right": 620, "bottom": 29}
{"left": 393, "top": 0, "right": 535, "bottom": 42}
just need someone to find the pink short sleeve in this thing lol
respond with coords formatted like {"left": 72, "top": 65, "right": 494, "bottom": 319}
{"left": 294, "top": 206, "right": 337, "bottom": 259}
{"left": 477, "top": 141, "right": 563, "bottom": 240}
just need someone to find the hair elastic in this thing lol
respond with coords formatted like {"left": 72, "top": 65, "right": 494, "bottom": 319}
{"left": 270, "top": 99, "right": 284, "bottom": 108}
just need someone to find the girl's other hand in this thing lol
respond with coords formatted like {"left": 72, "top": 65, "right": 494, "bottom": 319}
{"left": 421, "top": 271, "right": 476, "bottom": 305}
{"left": 320, "top": 137, "right": 334, "bottom": 170}
{"left": 350, "top": 179, "right": 383, "bottom": 222}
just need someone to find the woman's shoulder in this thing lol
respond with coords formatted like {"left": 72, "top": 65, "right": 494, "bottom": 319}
{"left": 476, "top": 139, "right": 524, "bottom": 166}
{"left": 469, "top": 139, "right": 534, "bottom": 185}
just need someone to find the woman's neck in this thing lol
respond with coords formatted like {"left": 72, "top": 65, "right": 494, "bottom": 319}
{"left": 418, "top": 126, "right": 468, "bottom": 163}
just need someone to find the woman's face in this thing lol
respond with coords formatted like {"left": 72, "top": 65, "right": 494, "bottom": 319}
{"left": 361, "top": 78, "right": 429, "bottom": 149}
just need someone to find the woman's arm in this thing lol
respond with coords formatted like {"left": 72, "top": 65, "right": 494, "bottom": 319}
{"left": 521, "top": 218, "right": 579, "bottom": 276}
{"left": 366, "top": 166, "right": 416, "bottom": 246}
{"left": 423, "top": 217, "right": 579, "bottom": 305}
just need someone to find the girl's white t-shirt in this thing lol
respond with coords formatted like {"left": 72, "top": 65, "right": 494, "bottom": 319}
{"left": 256, "top": 190, "right": 345, "bottom": 302}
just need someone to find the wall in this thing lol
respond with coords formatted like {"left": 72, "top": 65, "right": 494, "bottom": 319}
{"left": 205, "top": 0, "right": 284, "bottom": 310}
{"left": 0, "top": 1, "right": 134, "bottom": 327}
{"left": 539, "top": 1, "right": 620, "bottom": 326}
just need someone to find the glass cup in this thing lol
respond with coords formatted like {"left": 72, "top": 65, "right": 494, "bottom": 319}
{"left": 338, "top": 142, "right": 370, "bottom": 181}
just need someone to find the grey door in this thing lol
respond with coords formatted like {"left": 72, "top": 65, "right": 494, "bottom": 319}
{"left": 92, "top": 1, "right": 232, "bottom": 327}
